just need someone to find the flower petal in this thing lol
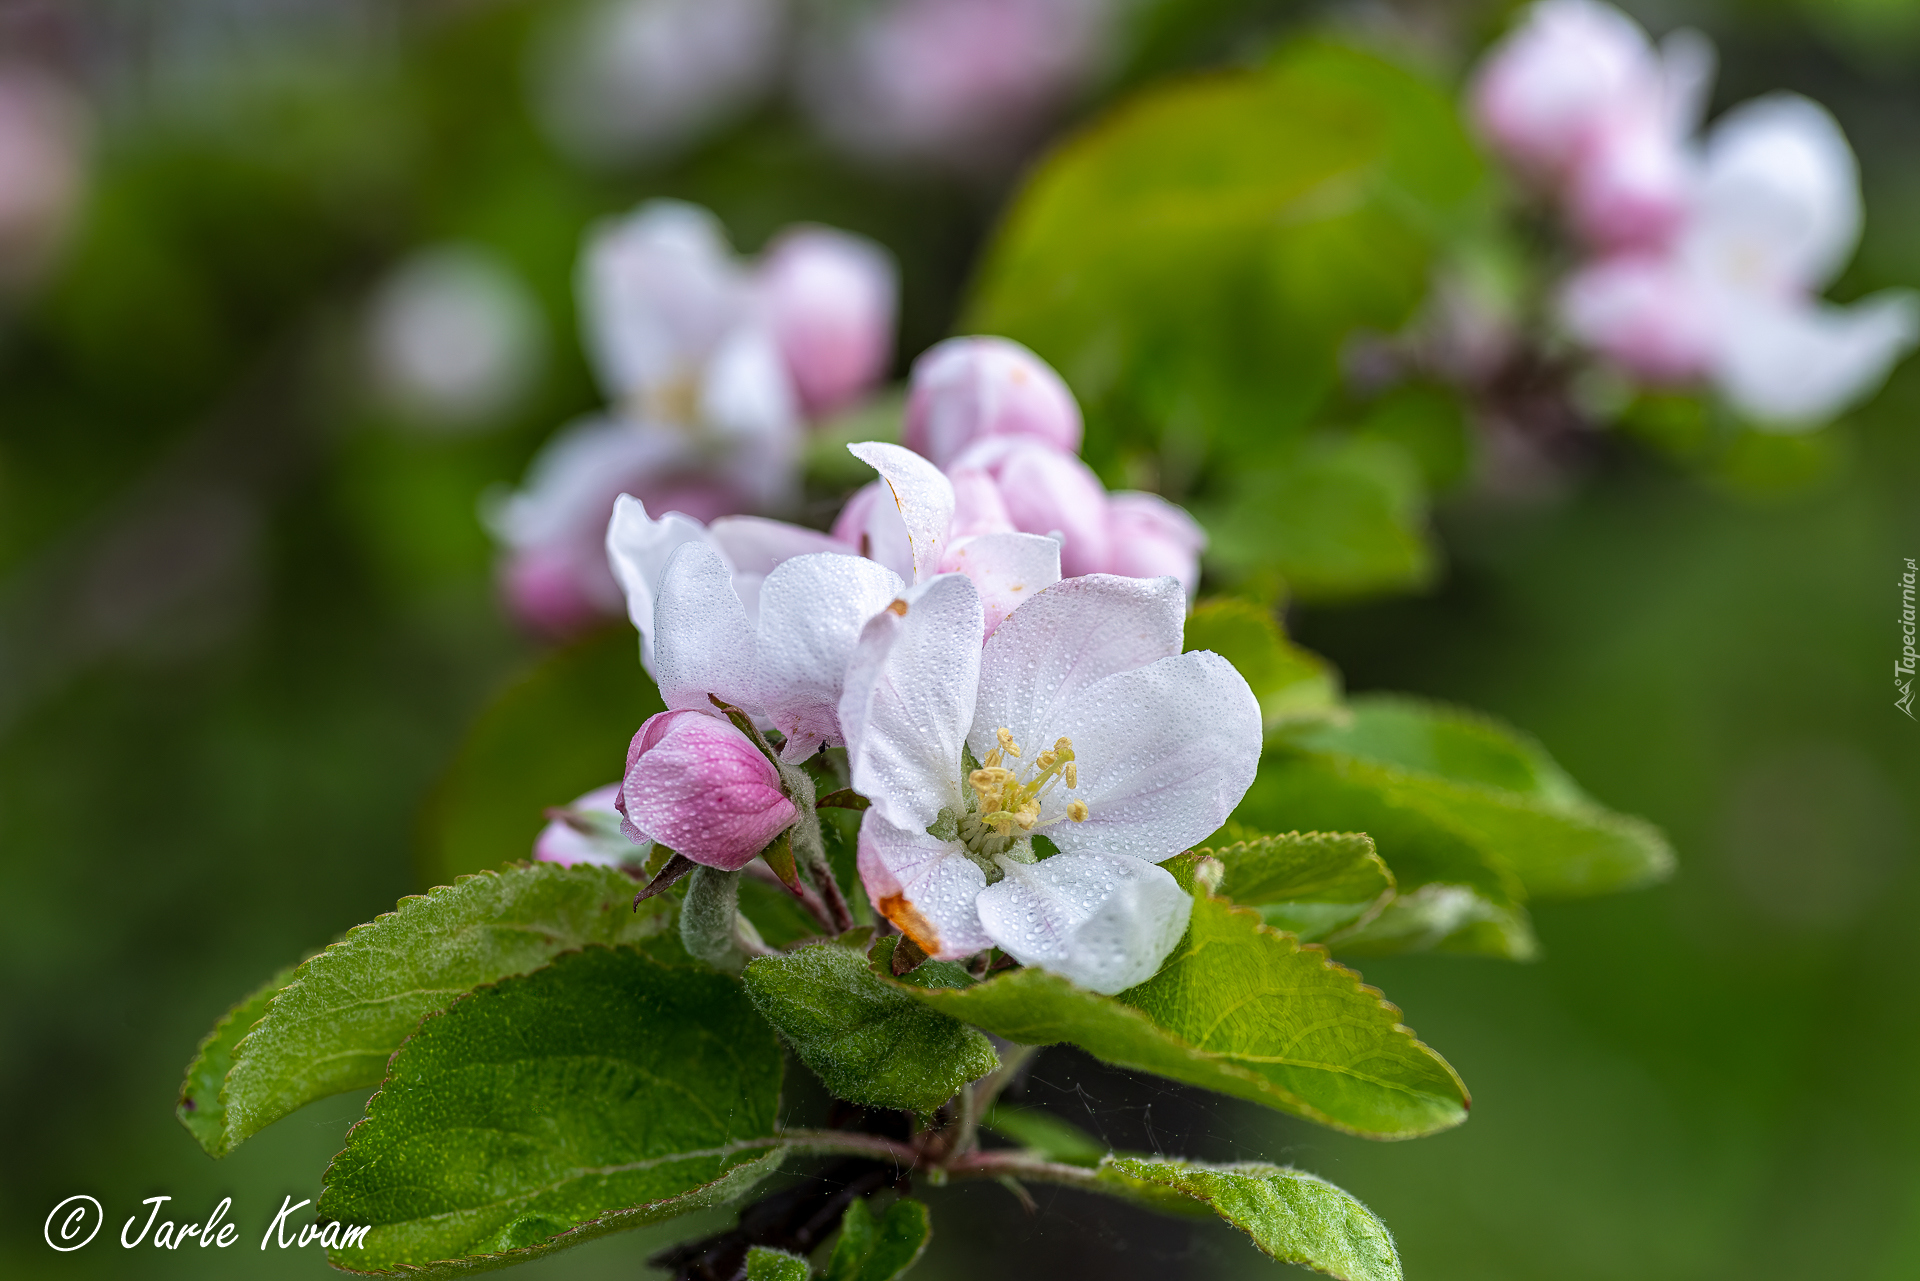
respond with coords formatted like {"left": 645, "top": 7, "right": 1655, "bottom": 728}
{"left": 533, "top": 783, "right": 639, "bottom": 868}
{"left": 653, "top": 541, "right": 758, "bottom": 711}
{"left": 976, "top": 852, "right": 1192, "bottom": 995}
{"left": 857, "top": 811, "right": 992, "bottom": 959}
{"left": 1712, "top": 287, "right": 1919, "bottom": 426}
{"left": 710, "top": 515, "right": 855, "bottom": 622}
{"left": 839, "top": 573, "right": 981, "bottom": 831}
{"left": 1046, "top": 649, "right": 1262, "bottom": 863}
{"left": 606, "top": 493, "right": 727, "bottom": 670}
{"left": 754, "top": 552, "right": 905, "bottom": 760}
{"left": 847, "top": 440, "right": 954, "bottom": 582}
{"left": 939, "top": 530, "right": 1061, "bottom": 640}
{"left": 580, "top": 200, "right": 744, "bottom": 402}
{"left": 622, "top": 710, "right": 796, "bottom": 870}
{"left": 968, "top": 573, "right": 1186, "bottom": 768}
{"left": 1697, "top": 92, "right": 1860, "bottom": 293}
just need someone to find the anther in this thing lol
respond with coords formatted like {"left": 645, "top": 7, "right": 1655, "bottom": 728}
{"left": 1068, "top": 800, "right": 1088, "bottom": 822}
{"left": 1064, "top": 762, "right": 1077, "bottom": 789}
{"left": 1036, "top": 750, "right": 1058, "bottom": 769}
{"left": 997, "top": 727, "right": 1021, "bottom": 757}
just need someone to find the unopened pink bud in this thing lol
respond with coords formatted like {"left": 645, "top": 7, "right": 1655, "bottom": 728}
{"left": 618, "top": 709, "right": 797, "bottom": 870}
{"left": 955, "top": 436, "right": 1108, "bottom": 577}
{"left": 905, "top": 336, "right": 1082, "bottom": 468}
{"left": 759, "top": 226, "right": 898, "bottom": 417}
{"left": 1470, "top": 0, "right": 1659, "bottom": 178}
{"left": 1104, "top": 491, "right": 1206, "bottom": 599}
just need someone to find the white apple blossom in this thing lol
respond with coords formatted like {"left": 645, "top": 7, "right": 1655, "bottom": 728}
{"left": 838, "top": 571, "right": 1261, "bottom": 993}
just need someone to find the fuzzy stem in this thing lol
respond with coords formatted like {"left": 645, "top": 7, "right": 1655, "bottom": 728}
{"left": 775, "top": 762, "right": 854, "bottom": 933}
{"left": 679, "top": 866, "right": 775, "bottom": 973}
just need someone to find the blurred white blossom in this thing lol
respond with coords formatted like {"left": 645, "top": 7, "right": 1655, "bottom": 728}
{"left": 367, "top": 245, "right": 547, "bottom": 431}
{"left": 531, "top": 0, "right": 785, "bottom": 167}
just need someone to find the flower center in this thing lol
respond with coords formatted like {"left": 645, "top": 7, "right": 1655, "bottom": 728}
{"left": 954, "top": 726, "right": 1089, "bottom": 867}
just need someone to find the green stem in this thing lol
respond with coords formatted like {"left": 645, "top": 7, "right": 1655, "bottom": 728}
{"left": 775, "top": 762, "right": 854, "bottom": 933}
{"left": 679, "top": 866, "right": 775, "bottom": 973}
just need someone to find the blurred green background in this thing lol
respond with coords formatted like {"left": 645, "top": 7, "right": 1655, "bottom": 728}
{"left": 2, "top": 0, "right": 1916, "bottom": 1278}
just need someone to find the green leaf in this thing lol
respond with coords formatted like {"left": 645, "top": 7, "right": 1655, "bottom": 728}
{"left": 1189, "top": 833, "right": 1393, "bottom": 941}
{"left": 982, "top": 1105, "right": 1109, "bottom": 1167}
{"left": 1183, "top": 598, "right": 1342, "bottom": 731}
{"left": 1202, "top": 435, "right": 1434, "bottom": 601}
{"left": 196, "top": 863, "right": 677, "bottom": 1157}
{"left": 175, "top": 963, "right": 295, "bottom": 1153}
{"left": 825, "top": 1198, "right": 932, "bottom": 1281}
{"left": 320, "top": 945, "right": 784, "bottom": 1275}
{"left": 748, "top": 1247, "right": 814, "bottom": 1281}
{"left": 423, "top": 626, "right": 664, "bottom": 883}
{"left": 742, "top": 942, "right": 998, "bottom": 1115}
{"left": 898, "top": 894, "right": 1467, "bottom": 1138}
{"left": 1244, "top": 696, "right": 1673, "bottom": 956}
{"left": 1097, "top": 1156, "right": 1400, "bottom": 1281}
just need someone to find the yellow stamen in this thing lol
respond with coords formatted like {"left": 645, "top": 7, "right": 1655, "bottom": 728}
{"left": 1068, "top": 800, "right": 1088, "bottom": 822}
{"left": 997, "top": 727, "right": 1021, "bottom": 757}
{"left": 1064, "top": 762, "right": 1077, "bottom": 789}
{"left": 1036, "top": 749, "right": 1058, "bottom": 769}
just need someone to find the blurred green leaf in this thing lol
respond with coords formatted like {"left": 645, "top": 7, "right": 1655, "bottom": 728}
{"left": 1188, "top": 833, "right": 1393, "bottom": 941}
{"left": 321, "top": 945, "right": 784, "bottom": 1275}
{"left": 1352, "top": 384, "right": 1474, "bottom": 492}
{"left": 1184, "top": 597, "right": 1342, "bottom": 731}
{"left": 749, "top": 1247, "right": 814, "bottom": 1281}
{"left": 899, "top": 893, "right": 1467, "bottom": 1138}
{"left": 1241, "top": 696, "right": 1673, "bottom": 957}
{"left": 424, "top": 626, "right": 663, "bottom": 883}
{"left": 193, "top": 863, "right": 675, "bottom": 1157}
{"left": 825, "top": 1198, "right": 933, "bottom": 1281}
{"left": 1202, "top": 435, "right": 1435, "bottom": 600}
{"left": 1097, "top": 1156, "right": 1401, "bottom": 1281}
{"left": 968, "top": 37, "right": 1480, "bottom": 510}
{"left": 742, "top": 942, "right": 998, "bottom": 1115}
{"left": 982, "top": 1105, "right": 1109, "bottom": 1166}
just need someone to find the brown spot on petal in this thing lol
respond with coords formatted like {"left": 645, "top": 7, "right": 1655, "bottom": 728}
{"left": 886, "top": 599, "right": 909, "bottom": 616}
{"left": 876, "top": 893, "right": 941, "bottom": 955}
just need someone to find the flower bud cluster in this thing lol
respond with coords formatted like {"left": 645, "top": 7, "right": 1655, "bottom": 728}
{"left": 1472, "top": 0, "right": 1916, "bottom": 428}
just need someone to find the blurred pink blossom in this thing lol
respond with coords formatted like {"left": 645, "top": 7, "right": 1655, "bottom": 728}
{"left": 759, "top": 226, "right": 899, "bottom": 416}
{"left": 905, "top": 336, "right": 1083, "bottom": 466}
{"left": 0, "top": 64, "right": 85, "bottom": 286}
{"left": 617, "top": 709, "right": 797, "bottom": 870}
{"left": 534, "top": 783, "right": 642, "bottom": 867}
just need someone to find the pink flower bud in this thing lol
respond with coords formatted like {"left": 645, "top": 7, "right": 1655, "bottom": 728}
{"left": 954, "top": 436, "right": 1108, "bottom": 577}
{"left": 1470, "top": 0, "right": 1659, "bottom": 179}
{"left": 758, "top": 226, "right": 898, "bottom": 417}
{"left": 1559, "top": 254, "right": 1715, "bottom": 382}
{"left": 905, "top": 336, "right": 1082, "bottom": 468}
{"left": 1566, "top": 115, "right": 1692, "bottom": 250}
{"left": 617, "top": 709, "right": 797, "bottom": 870}
{"left": 1104, "top": 491, "right": 1206, "bottom": 599}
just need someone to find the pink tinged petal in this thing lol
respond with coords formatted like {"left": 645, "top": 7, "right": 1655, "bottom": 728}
{"left": 957, "top": 437, "right": 1110, "bottom": 577}
{"left": 1559, "top": 255, "right": 1717, "bottom": 383}
{"left": 939, "top": 531, "right": 1061, "bottom": 640}
{"left": 904, "top": 335, "right": 1083, "bottom": 467}
{"left": 839, "top": 573, "right": 983, "bottom": 831}
{"left": 580, "top": 199, "right": 746, "bottom": 402}
{"left": 969, "top": 573, "right": 1186, "bottom": 768}
{"left": 1469, "top": 0, "right": 1661, "bottom": 178}
{"left": 606, "top": 493, "right": 728, "bottom": 668}
{"left": 753, "top": 552, "right": 906, "bottom": 760}
{"left": 1696, "top": 93, "right": 1861, "bottom": 294}
{"left": 847, "top": 440, "right": 955, "bottom": 581}
{"left": 1104, "top": 492, "right": 1206, "bottom": 600}
{"left": 856, "top": 811, "right": 993, "bottom": 959}
{"left": 1712, "top": 289, "right": 1919, "bottom": 427}
{"left": 975, "top": 852, "right": 1192, "bottom": 995}
{"left": 947, "top": 466, "right": 1015, "bottom": 539}
{"left": 830, "top": 480, "right": 915, "bottom": 579}
{"left": 1568, "top": 117, "right": 1692, "bottom": 251}
{"left": 535, "top": 783, "right": 639, "bottom": 867}
{"left": 500, "top": 545, "right": 610, "bottom": 639}
{"left": 757, "top": 225, "right": 899, "bottom": 417}
{"left": 1046, "top": 650, "right": 1263, "bottom": 863}
{"left": 621, "top": 710, "right": 797, "bottom": 870}
{"left": 653, "top": 541, "right": 758, "bottom": 711}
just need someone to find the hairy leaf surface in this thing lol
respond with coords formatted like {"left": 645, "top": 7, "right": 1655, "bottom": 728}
{"left": 743, "top": 942, "right": 998, "bottom": 1115}
{"left": 747, "top": 1247, "right": 812, "bottom": 1281}
{"left": 1185, "top": 833, "right": 1392, "bottom": 940}
{"left": 321, "top": 945, "right": 783, "bottom": 1275}
{"left": 1098, "top": 1156, "right": 1401, "bottom": 1281}
{"left": 825, "top": 1198, "right": 932, "bottom": 1281}
{"left": 196, "top": 863, "right": 676, "bottom": 1156}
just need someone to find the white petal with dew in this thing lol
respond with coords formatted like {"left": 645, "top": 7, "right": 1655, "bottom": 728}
{"left": 939, "top": 531, "right": 1061, "bottom": 640}
{"left": 606, "top": 493, "right": 725, "bottom": 669}
{"left": 856, "top": 811, "right": 993, "bottom": 960}
{"left": 653, "top": 541, "right": 758, "bottom": 711}
{"left": 976, "top": 852, "right": 1192, "bottom": 995}
{"left": 847, "top": 440, "right": 954, "bottom": 582}
{"left": 753, "top": 552, "right": 904, "bottom": 761}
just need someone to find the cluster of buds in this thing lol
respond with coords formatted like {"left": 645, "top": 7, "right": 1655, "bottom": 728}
{"left": 1471, "top": 0, "right": 1916, "bottom": 429}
